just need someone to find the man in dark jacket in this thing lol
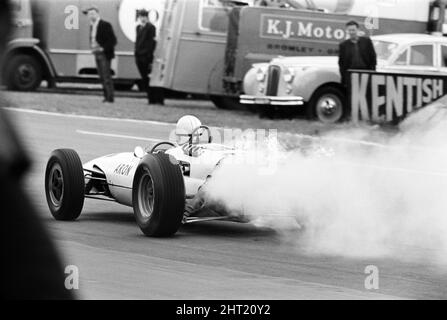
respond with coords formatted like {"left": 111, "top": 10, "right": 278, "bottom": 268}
{"left": 338, "top": 20, "right": 377, "bottom": 86}
{"left": 134, "top": 9, "right": 158, "bottom": 104}
{"left": 84, "top": 5, "right": 117, "bottom": 103}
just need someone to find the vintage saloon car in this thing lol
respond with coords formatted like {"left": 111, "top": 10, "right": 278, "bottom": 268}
{"left": 241, "top": 34, "right": 447, "bottom": 123}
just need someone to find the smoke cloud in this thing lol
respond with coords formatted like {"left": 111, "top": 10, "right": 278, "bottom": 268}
{"left": 203, "top": 97, "right": 447, "bottom": 265}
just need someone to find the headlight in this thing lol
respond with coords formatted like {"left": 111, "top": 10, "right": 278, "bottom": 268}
{"left": 283, "top": 68, "right": 295, "bottom": 83}
{"left": 256, "top": 67, "right": 267, "bottom": 82}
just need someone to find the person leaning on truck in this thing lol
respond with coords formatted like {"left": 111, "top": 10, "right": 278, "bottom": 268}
{"left": 83, "top": 5, "right": 117, "bottom": 103}
{"left": 338, "top": 20, "right": 377, "bottom": 86}
{"left": 134, "top": 9, "right": 157, "bottom": 105}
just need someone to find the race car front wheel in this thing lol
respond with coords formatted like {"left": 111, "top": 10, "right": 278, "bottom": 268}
{"left": 132, "top": 153, "right": 185, "bottom": 237}
{"left": 45, "top": 149, "right": 85, "bottom": 221}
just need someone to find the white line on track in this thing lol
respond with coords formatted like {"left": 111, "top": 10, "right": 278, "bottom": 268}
{"left": 4, "top": 107, "right": 176, "bottom": 127}
{"left": 76, "top": 129, "right": 164, "bottom": 143}
{"left": 75, "top": 130, "right": 446, "bottom": 177}
{"left": 293, "top": 133, "right": 447, "bottom": 155}
{"left": 5, "top": 107, "right": 446, "bottom": 155}
{"left": 336, "top": 161, "right": 447, "bottom": 178}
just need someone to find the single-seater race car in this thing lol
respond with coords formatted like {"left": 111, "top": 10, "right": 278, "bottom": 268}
{"left": 45, "top": 116, "right": 244, "bottom": 237}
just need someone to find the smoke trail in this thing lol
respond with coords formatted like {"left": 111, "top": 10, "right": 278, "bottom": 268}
{"left": 203, "top": 98, "right": 447, "bottom": 265}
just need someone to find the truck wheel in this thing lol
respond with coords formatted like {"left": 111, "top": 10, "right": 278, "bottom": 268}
{"left": 307, "top": 86, "right": 346, "bottom": 123}
{"left": 5, "top": 54, "right": 42, "bottom": 91}
{"left": 45, "top": 149, "right": 85, "bottom": 221}
{"left": 132, "top": 153, "right": 185, "bottom": 237}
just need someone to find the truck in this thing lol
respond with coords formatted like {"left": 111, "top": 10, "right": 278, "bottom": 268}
{"left": 3, "top": 0, "right": 446, "bottom": 109}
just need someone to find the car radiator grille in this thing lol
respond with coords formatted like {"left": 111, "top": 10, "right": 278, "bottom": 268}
{"left": 266, "top": 65, "right": 280, "bottom": 96}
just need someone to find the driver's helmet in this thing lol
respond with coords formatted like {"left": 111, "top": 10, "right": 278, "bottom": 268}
{"left": 175, "top": 115, "right": 202, "bottom": 145}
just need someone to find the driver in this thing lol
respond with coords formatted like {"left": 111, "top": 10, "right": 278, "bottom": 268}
{"left": 175, "top": 115, "right": 203, "bottom": 147}
{"left": 175, "top": 115, "right": 208, "bottom": 157}
{"left": 174, "top": 115, "right": 207, "bottom": 220}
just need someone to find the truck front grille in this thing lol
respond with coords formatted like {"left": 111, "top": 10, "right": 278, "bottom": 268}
{"left": 266, "top": 65, "right": 280, "bottom": 96}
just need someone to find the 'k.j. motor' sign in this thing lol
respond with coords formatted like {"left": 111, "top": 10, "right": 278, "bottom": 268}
{"left": 349, "top": 70, "right": 447, "bottom": 124}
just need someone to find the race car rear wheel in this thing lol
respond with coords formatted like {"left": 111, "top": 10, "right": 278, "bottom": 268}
{"left": 132, "top": 153, "right": 185, "bottom": 237}
{"left": 45, "top": 149, "right": 85, "bottom": 221}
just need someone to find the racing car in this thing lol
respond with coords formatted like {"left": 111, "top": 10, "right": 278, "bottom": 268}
{"left": 44, "top": 115, "right": 241, "bottom": 237}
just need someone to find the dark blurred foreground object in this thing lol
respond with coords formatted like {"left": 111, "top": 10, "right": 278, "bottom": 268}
{"left": 0, "top": 0, "right": 73, "bottom": 300}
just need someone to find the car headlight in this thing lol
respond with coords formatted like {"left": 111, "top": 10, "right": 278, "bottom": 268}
{"left": 283, "top": 68, "right": 295, "bottom": 83}
{"left": 256, "top": 67, "right": 267, "bottom": 82}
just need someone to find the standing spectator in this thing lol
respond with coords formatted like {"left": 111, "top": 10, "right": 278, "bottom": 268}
{"left": 134, "top": 9, "right": 157, "bottom": 105}
{"left": 338, "top": 20, "right": 377, "bottom": 86}
{"left": 83, "top": 5, "right": 117, "bottom": 103}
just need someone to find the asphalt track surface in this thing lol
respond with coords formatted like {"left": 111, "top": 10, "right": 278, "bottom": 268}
{"left": 6, "top": 108, "right": 447, "bottom": 300}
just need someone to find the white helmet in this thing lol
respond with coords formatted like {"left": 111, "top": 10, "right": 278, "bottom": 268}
{"left": 175, "top": 115, "right": 202, "bottom": 144}
{"left": 176, "top": 115, "right": 202, "bottom": 136}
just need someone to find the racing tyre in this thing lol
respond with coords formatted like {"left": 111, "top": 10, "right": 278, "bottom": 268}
{"left": 307, "top": 86, "right": 347, "bottom": 124}
{"left": 5, "top": 54, "right": 42, "bottom": 91}
{"left": 132, "top": 153, "right": 185, "bottom": 237}
{"left": 45, "top": 149, "right": 85, "bottom": 221}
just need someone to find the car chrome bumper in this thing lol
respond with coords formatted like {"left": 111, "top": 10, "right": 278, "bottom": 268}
{"left": 240, "top": 95, "right": 304, "bottom": 106}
